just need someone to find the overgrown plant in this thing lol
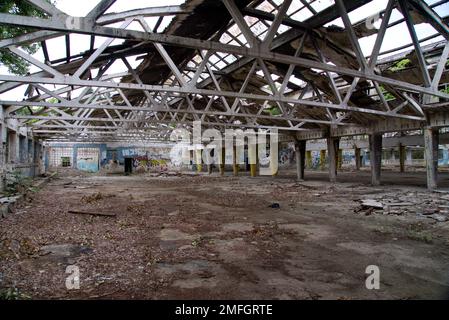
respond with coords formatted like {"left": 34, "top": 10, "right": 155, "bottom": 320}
{"left": 4, "top": 170, "right": 33, "bottom": 196}
{"left": 0, "top": 287, "right": 31, "bottom": 300}
{"left": 388, "top": 58, "right": 412, "bottom": 72}
{"left": 0, "top": 0, "right": 55, "bottom": 75}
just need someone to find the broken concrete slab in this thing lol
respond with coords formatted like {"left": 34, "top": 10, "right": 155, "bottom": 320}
{"left": 40, "top": 244, "right": 92, "bottom": 257}
{"left": 360, "top": 199, "right": 384, "bottom": 209}
{"left": 222, "top": 222, "right": 254, "bottom": 233}
{"left": 158, "top": 229, "right": 197, "bottom": 241}
{"left": 426, "top": 214, "right": 449, "bottom": 222}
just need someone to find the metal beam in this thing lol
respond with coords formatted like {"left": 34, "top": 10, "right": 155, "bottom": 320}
{"left": 0, "top": 12, "right": 447, "bottom": 99}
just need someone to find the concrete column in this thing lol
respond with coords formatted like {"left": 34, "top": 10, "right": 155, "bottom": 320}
{"left": 195, "top": 149, "right": 202, "bottom": 173}
{"left": 233, "top": 145, "right": 239, "bottom": 176}
{"left": 424, "top": 127, "right": 439, "bottom": 190}
{"left": 219, "top": 148, "right": 225, "bottom": 176}
{"left": 406, "top": 149, "right": 412, "bottom": 165}
{"left": 269, "top": 145, "right": 278, "bottom": 176}
{"left": 15, "top": 132, "right": 20, "bottom": 163}
{"left": 295, "top": 140, "right": 306, "bottom": 181}
{"left": 355, "top": 147, "right": 361, "bottom": 171}
{"left": 399, "top": 143, "right": 406, "bottom": 173}
{"left": 337, "top": 149, "right": 343, "bottom": 170}
{"left": 320, "top": 150, "right": 326, "bottom": 171}
{"left": 369, "top": 133, "right": 382, "bottom": 186}
{"left": 206, "top": 148, "right": 213, "bottom": 175}
{"left": 327, "top": 137, "right": 339, "bottom": 183}
{"left": 306, "top": 151, "right": 312, "bottom": 169}
{"left": 20, "top": 135, "right": 28, "bottom": 163}
{"left": 248, "top": 144, "right": 257, "bottom": 177}
{"left": 28, "top": 139, "right": 34, "bottom": 164}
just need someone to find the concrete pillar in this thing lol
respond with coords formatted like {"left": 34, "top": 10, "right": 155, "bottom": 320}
{"left": 424, "top": 127, "right": 439, "bottom": 190}
{"left": 195, "top": 149, "right": 202, "bottom": 173}
{"left": 15, "top": 132, "right": 20, "bottom": 163}
{"left": 28, "top": 139, "right": 34, "bottom": 164}
{"left": 337, "top": 149, "right": 343, "bottom": 170}
{"left": 406, "top": 149, "right": 412, "bottom": 165}
{"left": 269, "top": 145, "right": 278, "bottom": 176}
{"left": 20, "top": 135, "right": 28, "bottom": 163}
{"left": 295, "top": 140, "right": 306, "bottom": 181}
{"left": 206, "top": 148, "right": 213, "bottom": 175}
{"left": 219, "top": 148, "right": 225, "bottom": 176}
{"left": 207, "top": 163, "right": 212, "bottom": 175}
{"left": 320, "top": 150, "right": 326, "bottom": 171}
{"left": 0, "top": 119, "right": 6, "bottom": 167}
{"left": 399, "top": 143, "right": 406, "bottom": 173}
{"left": 369, "top": 133, "right": 382, "bottom": 186}
{"left": 233, "top": 145, "right": 239, "bottom": 176}
{"left": 306, "top": 151, "right": 312, "bottom": 169}
{"left": 248, "top": 144, "right": 257, "bottom": 177}
{"left": 327, "top": 137, "right": 339, "bottom": 183}
{"left": 355, "top": 147, "right": 361, "bottom": 171}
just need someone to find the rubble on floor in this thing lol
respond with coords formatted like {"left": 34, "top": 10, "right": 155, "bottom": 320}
{"left": 354, "top": 191, "right": 449, "bottom": 222}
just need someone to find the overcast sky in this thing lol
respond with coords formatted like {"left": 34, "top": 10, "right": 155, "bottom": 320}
{"left": 1, "top": 0, "right": 449, "bottom": 101}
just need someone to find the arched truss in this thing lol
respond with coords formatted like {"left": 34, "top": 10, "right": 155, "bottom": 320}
{"left": 1, "top": 0, "right": 449, "bottom": 143}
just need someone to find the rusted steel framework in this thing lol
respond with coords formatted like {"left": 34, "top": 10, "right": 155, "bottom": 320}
{"left": 0, "top": 0, "right": 449, "bottom": 142}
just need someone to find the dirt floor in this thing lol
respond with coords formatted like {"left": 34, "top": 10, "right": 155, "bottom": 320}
{"left": 1, "top": 168, "right": 449, "bottom": 300}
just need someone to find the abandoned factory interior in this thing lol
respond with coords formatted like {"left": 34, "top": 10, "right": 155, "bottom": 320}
{"left": 1, "top": 0, "right": 449, "bottom": 301}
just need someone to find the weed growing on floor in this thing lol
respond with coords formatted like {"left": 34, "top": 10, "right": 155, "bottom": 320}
{"left": 4, "top": 170, "right": 34, "bottom": 196}
{"left": 0, "top": 287, "right": 31, "bottom": 300}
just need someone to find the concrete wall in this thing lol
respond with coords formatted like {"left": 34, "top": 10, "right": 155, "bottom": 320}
{"left": 0, "top": 117, "right": 43, "bottom": 192}
{"left": 44, "top": 143, "right": 173, "bottom": 173}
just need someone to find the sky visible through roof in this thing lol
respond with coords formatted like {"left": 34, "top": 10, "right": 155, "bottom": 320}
{"left": 1, "top": 0, "right": 449, "bottom": 101}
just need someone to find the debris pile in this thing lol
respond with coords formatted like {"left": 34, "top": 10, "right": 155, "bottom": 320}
{"left": 354, "top": 191, "right": 449, "bottom": 222}
{"left": 81, "top": 192, "right": 104, "bottom": 203}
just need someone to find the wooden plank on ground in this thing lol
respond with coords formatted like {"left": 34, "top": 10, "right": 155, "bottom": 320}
{"left": 69, "top": 210, "right": 116, "bottom": 217}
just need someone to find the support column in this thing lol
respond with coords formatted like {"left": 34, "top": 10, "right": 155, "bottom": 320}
{"left": 295, "top": 140, "right": 306, "bottom": 181}
{"left": 0, "top": 107, "right": 6, "bottom": 167}
{"left": 195, "top": 148, "right": 202, "bottom": 173}
{"left": 355, "top": 147, "right": 361, "bottom": 171}
{"left": 219, "top": 148, "right": 225, "bottom": 176}
{"left": 320, "top": 150, "right": 326, "bottom": 171}
{"left": 337, "top": 149, "right": 343, "bottom": 170}
{"left": 248, "top": 144, "right": 257, "bottom": 177}
{"left": 207, "top": 163, "right": 212, "bottom": 175}
{"left": 233, "top": 145, "right": 239, "bottom": 176}
{"left": 306, "top": 151, "right": 312, "bottom": 169}
{"left": 424, "top": 127, "right": 439, "bottom": 190}
{"left": 28, "top": 139, "right": 34, "bottom": 164}
{"left": 14, "top": 132, "right": 20, "bottom": 163}
{"left": 327, "top": 137, "right": 339, "bottom": 183}
{"left": 206, "top": 148, "right": 213, "bottom": 175}
{"left": 369, "top": 133, "right": 382, "bottom": 186}
{"left": 399, "top": 143, "right": 406, "bottom": 173}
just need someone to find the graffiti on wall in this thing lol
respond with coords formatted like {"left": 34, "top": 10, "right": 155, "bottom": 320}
{"left": 278, "top": 143, "right": 295, "bottom": 166}
{"left": 118, "top": 147, "right": 171, "bottom": 172}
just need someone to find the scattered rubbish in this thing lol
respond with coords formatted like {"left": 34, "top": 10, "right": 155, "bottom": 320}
{"left": 81, "top": 192, "right": 104, "bottom": 203}
{"left": 40, "top": 244, "right": 92, "bottom": 257}
{"left": 426, "top": 214, "right": 448, "bottom": 222}
{"left": 69, "top": 210, "right": 117, "bottom": 217}
{"left": 360, "top": 200, "right": 383, "bottom": 209}
{"left": 268, "top": 203, "right": 280, "bottom": 209}
{"left": 168, "top": 210, "right": 180, "bottom": 216}
{"left": 353, "top": 191, "right": 449, "bottom": 222}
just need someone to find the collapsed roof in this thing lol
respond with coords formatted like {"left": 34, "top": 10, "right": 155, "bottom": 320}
{"left": 1, "top": 0, "right": 449, "bottom": 142}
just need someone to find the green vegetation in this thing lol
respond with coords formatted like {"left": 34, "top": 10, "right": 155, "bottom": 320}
{"left": 388, "top": 58, "right": 412, "bottom": 72}
{"left": 0, "top": 287, "right": 31, "bottom": 300}
{"left": 379, "top": 85, "right": 395, "bottom": 101}
{"left": 440, "top": 86, "right": 449, "bottom": 95}
{"left": 0, "top": 0, "right": 53, "bottom": 75}
{"left": 264, "top": 106, "right": 282, "bottom": 116}
{"left": 4, "top": 170, "right": 35, "bottom": 196}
